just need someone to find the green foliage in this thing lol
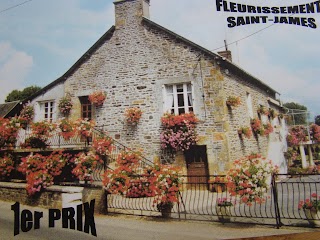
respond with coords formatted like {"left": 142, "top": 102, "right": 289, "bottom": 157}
{"left": 5, "top": 86, "right": 41, "bottom": 102}
{"left": 283, "top": 102, "right": 308, "bottom": 125}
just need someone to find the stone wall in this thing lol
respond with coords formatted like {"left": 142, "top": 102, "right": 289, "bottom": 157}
{"left": 0, "top": 182, "right": 106, "bottom": 213}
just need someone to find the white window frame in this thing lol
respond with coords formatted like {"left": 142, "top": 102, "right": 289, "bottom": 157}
{"left": 41, "top": 101, "right": 55, "bottom": 122}
{"left": 163, "top": 82, "right": 194, "bottom": 115}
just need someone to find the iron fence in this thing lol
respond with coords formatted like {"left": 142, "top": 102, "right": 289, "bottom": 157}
{"left": 105, "top": 174, "right": 320, "bottom": 228}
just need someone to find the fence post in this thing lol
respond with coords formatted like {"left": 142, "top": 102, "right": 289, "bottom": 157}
{"left": 271, "top": 173, "right": 282, "bottom": 229}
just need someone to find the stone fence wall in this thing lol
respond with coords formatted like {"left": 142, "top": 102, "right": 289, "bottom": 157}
{"left": 0, "top": 182, "right": 106, "bottom": 213}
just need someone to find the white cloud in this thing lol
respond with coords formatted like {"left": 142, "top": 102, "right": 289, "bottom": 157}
{"left": 0, "top": 42, "right": 33, "bottom": 103}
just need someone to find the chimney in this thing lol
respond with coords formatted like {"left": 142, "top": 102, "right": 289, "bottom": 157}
{"left": 114, "top": 0, "right": 150, "bottom": 28}
{"left": 217, "top": 50, "right": 232, "bottom": 62}
{"left": 218, "top": 40, "right": 232, "bottom": 62}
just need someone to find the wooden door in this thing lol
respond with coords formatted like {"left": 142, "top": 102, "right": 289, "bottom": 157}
{"left": 185, "top": 146, "right": 209, "bottom": 189}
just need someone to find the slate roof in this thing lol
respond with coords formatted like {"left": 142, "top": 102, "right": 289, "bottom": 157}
{"left": 0, "top": 101, "right": 20, "bottom": 118}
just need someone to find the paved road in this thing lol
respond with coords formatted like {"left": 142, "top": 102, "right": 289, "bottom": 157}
{"left": 1, "top": 201, "right": 320, "bottom": 240}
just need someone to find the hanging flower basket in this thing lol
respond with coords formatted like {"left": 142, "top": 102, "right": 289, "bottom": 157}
{"left": 125, "top": 107, "right": 142, "bottom": 125}
{"left": 226, "top": 96, "right": 241, "bottom": 108}
{"left": 58, "top": 95, "right": 73, "bottom": 115}
{"left": 89, "top": 91, "right": 106, "bottom": 107}
{"left": 238, "top": 127, "right": 252, "bottom": 139}
{"left": 269, "top": 109, "right": 278, "bottom": 119}
{"left": 250, "top": 118, "right": 264, "bottom": 136}
{"left": 257, "top": 106, "right": 269, "bottom": 116}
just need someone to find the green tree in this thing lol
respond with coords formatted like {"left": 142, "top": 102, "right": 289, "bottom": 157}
{"left": 283, "top": 102, "right": 308, "bottom": 125}
{"left": 315, "top": 115, "right": 320, "bottom": 126}
{"left": 5, "top": 86, "right": 41, "bottom": 102}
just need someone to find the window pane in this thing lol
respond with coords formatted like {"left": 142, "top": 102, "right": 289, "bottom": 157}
{"left": 187, "top": 83, "right": 192, "bottom": 92}
{"left": 177, "top": 93, "right": 184, "bottom": 107}
{"left": 178, "top": 108, "right": 185, "bottom": 115}
{"left": 166, "top": 85, "right": 173, "bottom": 93}
{"left": 177, "top": 84, "right": 183, "bottom": 92}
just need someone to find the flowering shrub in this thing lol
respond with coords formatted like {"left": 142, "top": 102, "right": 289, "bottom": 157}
{"left": 19, "top": 152, "right": 69, "bottom": 195}
{"left": 257, "top": 106, "right": 269, "bottom": 116}
{"left": 151, "top": 164, "right": 181, "bottom": 210}
{"left": 103, "top": 151, "right": 144, "bottom": 197}
{"left": 160, "top": 113, "right": 198, "bottom": 152}
{"left": 227, "top": 153, "right": 278, "bottom": 206}
{"left": 88, "top": 91, "right": 106, "bottom": 106}
{"left": 125, "top": 107, "right": 142, "bottom": 125}
{"left": 72, "top": 151, "right": 102, "bottom": 182}
{"left": 310, "top": 124, "right": 320, "bottom": 143}
{"left": 58, "top": 118, "right": 76, "bottom": 140}
{"left": 238, "top": 127, "right": 252, "bottom": 139}
{"left": 298, "top": 193, "right": 320, "bottom": 211}
{"left": 92, "top": 135, "right": 114, "bottom": 156}
{"left": 58, "top": 95, "right": 73, "bottom": 114}
{"left": 0, "top": 154, "right": 14, "bottom": 180}
{"left": 287, "top": 126, "right": 308, "bottom": 146}
{"left": 103, "top": 151, "right": 182, "bottom": 205}
{"left": 18, "top": 103, "right": 34, "bottom": 126}
{"left": 76, "top": 118, "right": 95, "bottom": 138}
{"left": 0, "top": 117, "right": 20, "bottom": 148}
{"left": 31, "top": 121, "right": 56, "bottom": 139}
{"left": 226, "top": 96, "right": 241, "bottom": 107}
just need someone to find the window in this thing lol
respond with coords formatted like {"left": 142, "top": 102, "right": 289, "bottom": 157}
{"left": 163, "top": 83, "right": 193, "bottom": 115}
{"left": 246, "top": 93, "right": 253, "bottom": 119}
{"left": 79, "top": 96, "right": 92, "bottom": 120}
{"left": 42, "top": 101, "right": 54, "bottom": 122}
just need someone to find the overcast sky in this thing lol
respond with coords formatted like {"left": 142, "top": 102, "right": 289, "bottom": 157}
{"left": 0, "top": 0, "right": 319, "bottom": 118}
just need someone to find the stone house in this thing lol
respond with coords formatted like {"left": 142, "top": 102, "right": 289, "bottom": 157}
{"left": 10, "top": 0, "right": 287, "bottom": 179}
